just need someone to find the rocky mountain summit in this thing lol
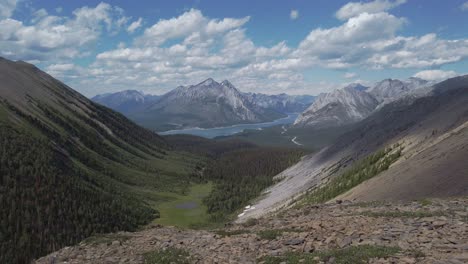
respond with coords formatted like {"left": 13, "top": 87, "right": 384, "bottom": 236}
{"left": 124, "top": 78, "right": 285, "bottom": 131}
{"left": 367, "top": 77, "right": 431, "bottom": 104}
{"left": 294, "top": 84, "right": 378, "bottom": 128}
{"left": 294, "top": 78, "right": 432, "bottom": 128}
{"left": 36, "top": 197, "right": 468, "bottom": 264}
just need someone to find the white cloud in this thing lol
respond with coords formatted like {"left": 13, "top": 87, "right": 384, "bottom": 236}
{"left": 0, "top": 2, "right": 130, "bottom": 61}
{"left": 137, "top": 9, "right": 205, "bottom": 46}
{"left": 294, "top": 10, "right": 468, "bottom": 70}
{"left": 344, "top": 72, "right": 357, "bottom": 78}
{"left": 0, "top": 0, "right": 18, "bottom": 19}
{"left": 206, "top": 16, "right": 250, "bottom": 35}
{"left": 336, "top": 0, "right": 407, "bottom": 20}
{"left": 290, "top": 10, "right": 299, "bottom": 20}
{"left": 127, "top": 17, "right": 142, "bottom": 33}
{"left": 136, "top": 9, "right": 250, "bottom": 47}
{"left": 413, "top": 70, "right": 457, "bottom": 81}
{"left": 461, "top": 2, "right": 468, "bottom": 11}
{"left": 46, "top": 63, "right": 75, "bottom": 71}
{"left": 73, "top": 2, "right": 117, "bottom": 31}
{"left": 32, "top": 8, "right": 48, "bottom": 23}
{"left": 55, "top": 7, "right": 63, "bottom": 13}
{"left": 294, "top": 12, "right": 406, "bottom": 67}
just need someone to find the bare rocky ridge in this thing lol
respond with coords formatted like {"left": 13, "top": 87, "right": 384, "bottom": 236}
{"left": 367, "top": 77, "right": 432, "bottom": 107}
{"left": 294, "top": 84, "right": 378, "bottom": 128}
{"left": 36, "top": 197, "right": 468, "bottom": 264}
{"left": 294, "top": 78, "right": 432, "bottom": 128}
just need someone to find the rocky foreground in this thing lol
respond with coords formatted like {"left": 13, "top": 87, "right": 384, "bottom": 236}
{"left": 36, "top": 198, "right": 467, "bottom": 264}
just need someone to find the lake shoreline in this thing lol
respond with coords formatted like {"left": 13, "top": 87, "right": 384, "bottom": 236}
{"left": 158, "top": 113, "right": 299, "bottom": 139}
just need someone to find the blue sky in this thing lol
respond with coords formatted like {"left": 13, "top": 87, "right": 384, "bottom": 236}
{"left": 1, "top": 0, "right": 468, "bottom": 96}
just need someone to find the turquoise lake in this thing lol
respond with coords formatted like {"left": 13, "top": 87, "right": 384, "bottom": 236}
{"left": 158, "top": 113, "right": 299, "bottom": 139}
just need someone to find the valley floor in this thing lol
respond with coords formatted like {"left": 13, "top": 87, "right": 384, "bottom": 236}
{"left": 151, "top": 183, "right": 213, "bottom": 228}
{"left": 36, "top": 197, "right": 467, "bottom": 264}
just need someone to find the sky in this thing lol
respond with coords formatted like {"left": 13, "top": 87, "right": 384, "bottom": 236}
{"left": 1, "top": 0, "right": 468, "bottom": 97}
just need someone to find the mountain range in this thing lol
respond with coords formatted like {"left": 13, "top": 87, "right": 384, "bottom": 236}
{"left": 92, "top": 79, "right": 315, "bottom": 131}
{"left": 294, "top": 77, "right": 433, "bottom": 128}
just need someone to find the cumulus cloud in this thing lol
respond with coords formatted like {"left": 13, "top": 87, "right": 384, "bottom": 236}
{"left": 0, "top": 0, "right": 18, "bottom": 19}
{"left": 413, "top": 70, "right": 458, "bottom": 81}
{"left": 32, "top": 8, "right": 48, "bottom": 23}
{"left": 127, "top": 17, "right": 142, "bottom": 33}
{"left": 135, "top": 9, "right": 250, "bottom": 47}
{"left": 294, "top": 12, "right": 406, "bottom": 68}
{"left": 344, "top": 72, "right": 357, "bottom": 79}
{"left": 336, "top": 0, "right": 407, "bottom": 20}
{"left": 0, "top": 2, "right": 130, "bottom": 61}
{"left": 290, "top": 10, "right": 299, "bottom": 20}
{"left": 293, "top": 10, "right": 468, "bottom": 70}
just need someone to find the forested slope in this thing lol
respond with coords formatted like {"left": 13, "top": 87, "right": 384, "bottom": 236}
{"left": 0, "top": 58, "right": 200, "bottom": 263}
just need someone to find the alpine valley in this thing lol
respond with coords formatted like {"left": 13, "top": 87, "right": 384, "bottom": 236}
{"left": 2, "top": 1, "right": 468, "bottom": 264}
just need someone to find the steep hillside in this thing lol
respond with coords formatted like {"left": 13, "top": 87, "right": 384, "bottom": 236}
{"left": 239, "top": 75, "right": 468, "bottom": 220}
{"left": 129, "top": 79, "right": 283, "bottom": 131}
{"left": 92, "top": 90, "right": 159, "bottom": 115}
{"left": 294, "top": 85, "right": 378, "bottom": 128}
{"left": 0, "top": 57, "right": 201, "bottom": 263}
{"left": 335, "top": 76, "right": 468, "bottom": 201}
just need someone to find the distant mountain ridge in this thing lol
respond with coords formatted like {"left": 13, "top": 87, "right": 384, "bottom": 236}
{"left": 92, "top": 79, "right": 315, "bottom": 131}
{"left": 92, "top": 90, "right": 159, "bottom": 115}
{"left": 294, "top": 77, "right": 433, "bottom": 128}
